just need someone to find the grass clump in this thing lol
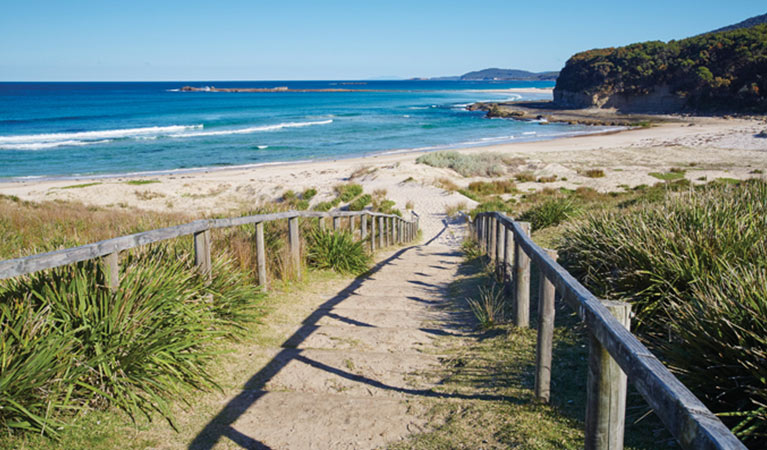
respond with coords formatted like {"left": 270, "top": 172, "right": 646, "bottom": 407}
{"left": 583, "top": 169, "right": 605, "bottom": 178}
{"left": 514, "top": 172, "right": 536, "bottom": 183}
{"left": 519, "top": 197, "right": 580, "bottom": 231}
{"left": 348, "top": 194, "right": 372, "bottom": 211}
{"left": 466, "top": 284, "right": 507, "bottom": 329}
{"left": 0, "top": 245, "right": 263, "bottom": 437}
{"left": 536, "top": 175, "right": 557, "bottom": 183}
{"left": 302, "top": 188, "right": 317, "bottom": 201}
{"left": 466, "top": 179, "right": 516, "bottom": 196}
{"left": 558, "top": 179, "right": 767, "bottom": 443}
{"left": 435, "top": 177, "right": 459, "bottom": 191}
{"left": 649, "top": 169, "right": 685, "bottom": 181}
{"left": 416, "top": 151, "right": 521, "bottom": 177}
{"left": 124, "top": 180, "right": 160, "bottom": 186}
{"left": 335, "top": 183, "right": 363, "bottom": 202}
{"left": 59, "top": 182, "right": 102, "bottom": 190}
{"left": 305, "top": 229, "right": 371, "bottom": 275}
{"left": 445, "top": 202, "right": 468, "bottom": 219}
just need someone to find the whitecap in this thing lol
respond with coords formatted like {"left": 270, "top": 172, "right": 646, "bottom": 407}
{"left": 168, "top": 119, "right": 333, "bottom": 138}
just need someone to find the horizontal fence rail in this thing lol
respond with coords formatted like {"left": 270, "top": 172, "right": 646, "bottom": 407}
{"left": 0, "top": 210, "right": 419, "bottom": 287}
{"left": 471, "top": 211, "right": 745, "bottom": 450}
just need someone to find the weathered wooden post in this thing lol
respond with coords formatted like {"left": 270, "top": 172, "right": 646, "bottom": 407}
{"left": 488, "top": 216, "right": 496, "bottom": 259}
{"left": 349, "top": 216, "right": 356, "bottom": 237}
{"left": 535, "top": 248, "right": 558, "bottom": 402}
{"left": 399, "top": 219, "right": 403, "bottom": 244}
{"left": 477, "top": 215, "right": 484, "bottom": 251}
{"left": 288, "top": 216, "right": 301, "bottom": 280}
{"left": 255, "top": 222, "right": 268, "bottom": 290}
{"left": 333, "top": 216, "right": 340, "bottom": 231}
{"left": 194, "top": 228, "right": 212, "bottom": 281}
{"left": 504, "top": 225, "right": 514, "bottom": 285}
{"left": 585, "top": 301, "right": 631, "bottom": 450}
{"left": 514, "top": 222, "right": 531, "bottom": 327}
{"left": 495, "top": 217, "right": 504, "bottom": 279}
{"left": 370, "top": 214, "right": 376, "bottom": 252}
{"left": 361, "top": 214, "right": 368, "bottom": 240}
{"left": 390, "top": 217, "right": 395, "bottom": 244}
{"left": 104, "top": 251, "right": 119, "bottom": 291}
{"left": 319, "top": 216, "right": 326, "bottom": 231}
{"left": 378, "top": 216, "right": 384, "bottom": 249}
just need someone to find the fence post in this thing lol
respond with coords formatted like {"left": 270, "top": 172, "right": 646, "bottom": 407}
{"left": 390, "top": 217, "right": 395, "bottom": 245}
{"left": 370, "top": 214, "right": 376, "bottom": 252}
{"left": 349, "top": 216, "right": 356, "bottom": 237}
{"left": 495, "top": 218, "right": 504, "bottom": 279}
{"left": 504, "top": 225, "right": 514, "bottom": 285}
{"left": 194, "top": 229, "right": 212, "bottom": 282}
{"left": 585, "top": 301, "right": 631, "bottom": 450}
{"left": 288, "top": 216, "right": 301, "bottom": 281}
{"left": 361, "top": 214, "right": 368, "bottom": 240}
{"left": 535, "top": 249, "right": 558, "bottom": 402}
{"left": 333, "top": 216, "right": 340, "bottom": 231}
{"left": 378, "top": 216, "right": 384, "bottom": 249}
{"left": 488, "top": 216, "right": 496, "bottom": 260}
{"left": 255, "top": 222, "right": 268, "bottom": 291}
{"left": 319, "top": 216, "right": 326, "bottom": 231}
{"left": 104, "top": 251, "right": 119, "bottom": 291}
{"left": 514, "top": 221, "right": 531, "bottom": 327}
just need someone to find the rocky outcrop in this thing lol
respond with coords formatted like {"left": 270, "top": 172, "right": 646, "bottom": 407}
{"left": 553, "top": 84, "right": 686, "bottom": 113}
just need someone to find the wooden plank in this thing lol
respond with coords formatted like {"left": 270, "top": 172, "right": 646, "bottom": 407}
{"left": 104, "top": 251, "right": 119, "bottom": 291}
{"left": 194, "top": 229, "right": 212, "bottom": 281}
{"left": 378, "top": 216, "right": 384, "bottom": 249}
{"left": 333, "top": 216, "right": 340, "bottom": 230}
{"left": 361, "top": 214, "right": 368, "bottom": 240}
{"left": 513, "top": 221, "right": 531, "bottom": 328}
{"left": 289, "top": 217, "right": 301, "bottom": 280}
{"left": 491, "top": 212, "right": 745, "bottom": 450}
{"left": 504, "top": 224, "right": 514, "bottom": 284}
{"left": 0, "top": 219, "right": 211, "bottom": 280}
{"left": 535, "top": 248, "right": 558, "bottom": 403}
{"left": 585, "top": 300, "right": 630, "bottom": 450}
{"left": 495, "top": 218, "right": 504, "bottom": 279}
{"left": 256, "top": 222, "right": 268, "bottom": 291}
{"left": 349, "top": 216, "right": 356, "bottom": 237}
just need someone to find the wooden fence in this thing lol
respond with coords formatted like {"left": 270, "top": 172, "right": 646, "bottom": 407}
{"left": 471, "top": 211, "right": 745, "bottom": 450}
{"left": 0, "top": 210, "right": 420, "bottom": 291}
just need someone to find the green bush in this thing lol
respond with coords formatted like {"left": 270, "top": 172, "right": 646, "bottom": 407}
{"left": 313, "top": 201, "right": 333, "bottom": 212}
{"left": 336, "top": 184, "right": 363, "bottom": 202}
{"left": 306, "top": 230, "right": 371, "bottom": 275}
{"left": 470, "top": 197, "right": 514, "bottom": 219}
{"left": 348, "top": 194, "right": 372, "bottom": 211}
{"left": 302, "top": 188, "right": 317, "bottom": 201}
{"left": 467, "top": 180, "right": 516, "bottom": 196}
{"left": 558, "top": 179, "right": 767, "bottom": 442}
{"left": 416, "top": 151, "right": 519, "bottom": 177}
{"left": 519, "top": 197, "right": 580, "bottom": 231}
{"left": 0, "top": 245, "right": 262, "bottom": 436}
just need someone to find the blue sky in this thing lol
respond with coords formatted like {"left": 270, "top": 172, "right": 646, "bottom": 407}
{"left": 1, "top": 0, "right": 765, "bottom": 81}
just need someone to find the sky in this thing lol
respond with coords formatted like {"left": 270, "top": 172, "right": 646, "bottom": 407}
{"left": 1, "top": 0, "right": 765, "bottom": 81}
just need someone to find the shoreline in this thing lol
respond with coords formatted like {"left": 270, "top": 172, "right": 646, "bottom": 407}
{"left": 2, "top": 115, "right": 765, "bottom": 237}
{"left": 0, "top": 122, "right": 624, "bottom": 183}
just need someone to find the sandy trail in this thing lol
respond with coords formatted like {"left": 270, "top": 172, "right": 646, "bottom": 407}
{"left": 184, "top": 213, "right": 472, "bottom": 449}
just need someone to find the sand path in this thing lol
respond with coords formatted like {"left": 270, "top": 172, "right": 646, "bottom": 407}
{"left": 186, "top": 214, "right": 472, "bottom": 449}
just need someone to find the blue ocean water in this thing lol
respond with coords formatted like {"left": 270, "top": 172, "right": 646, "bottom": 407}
{"left": 0, "top": 81, "right": 595, "bottom": 180}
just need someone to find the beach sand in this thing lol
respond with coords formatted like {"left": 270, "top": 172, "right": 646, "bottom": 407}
{"left": 2, "top": 115, "right": 766, "bottom": 238}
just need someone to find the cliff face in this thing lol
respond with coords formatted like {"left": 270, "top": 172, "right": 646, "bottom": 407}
{"left": 553, "top": 23, "right": 767, "bottom": 112}
{"left": 554, "top": 85, "right": 686, "bottom": 113}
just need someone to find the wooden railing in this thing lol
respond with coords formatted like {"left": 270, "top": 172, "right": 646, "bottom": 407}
{"left": 0, "top": 210, "right": 420, "bottom": 291}
{"left": 471, "top": 212, "right": 745, "bottom": 450}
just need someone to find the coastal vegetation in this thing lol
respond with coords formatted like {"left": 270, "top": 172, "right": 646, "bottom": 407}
{"left": 0, "top": 194, "right": 402, "bottom": 442}
{"left": 558, "top": 179, "right": 767, "bottom": 443}
{"left": 416, "top": 151, "right": 523, "bottom": 177}
{"left": 555, "top": 23, "right": 767, "bottom": 111}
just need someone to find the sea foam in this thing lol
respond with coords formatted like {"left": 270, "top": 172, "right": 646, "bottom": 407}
{"left": 168, "top": 119, "right": 332, "bottom": 138}
{"left": 0, "top": 125, "right": 203, "bottom": 150}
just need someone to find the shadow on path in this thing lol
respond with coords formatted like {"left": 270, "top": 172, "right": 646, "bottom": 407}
{"left": 189, "top": 220, "right": 469, "bottom": 449}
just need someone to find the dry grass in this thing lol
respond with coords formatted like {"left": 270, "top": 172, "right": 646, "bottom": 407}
{"left": 514, "top": 172, "right": 536, "bottom": 183}
{"left": 435, "top": 177, "right": 459, "bottom": 191}
{"left": 537, "top": 175, "right": 558, "bottom": 183}
{"left": 583, "top": 169, "right": 606, "bottom": 178}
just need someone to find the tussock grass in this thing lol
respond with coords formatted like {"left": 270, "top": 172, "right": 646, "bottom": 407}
{"left": 416, "top": 151, "right": 522, "bottom": 177}
{"left": 519, "top": 197, "right": 580, "bottom": 231}
{"left": 305, "top": 229, "right": 370, "bottom": 275}
{"left": 583, "top": 168, "right": 605, "bottom": 178}
{"left": 559, "top": 179, "right": 767, "bottom": 443}
{"left": 123, "top": 180, "right": 160, "bottom": 186}
{"left": 467, "top": 179, "right": 516, "bottom": 195}
{"left": 514, "top": 172, "right": 536, "bottom": 182}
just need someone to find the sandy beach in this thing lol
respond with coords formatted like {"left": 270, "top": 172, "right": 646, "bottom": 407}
{"left": 2, "top": 115, "right": 766, "bottom": 237}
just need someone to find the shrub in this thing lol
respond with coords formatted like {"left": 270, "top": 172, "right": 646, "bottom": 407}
{"left": 0, "top": 244, "right": 262, "bottom": 435}
{"left": 537, "top": 175, "right": 557, "bottom": 183}
{"left": 467, "top": 180, "right": 517, "bottom": 196}
{"left": 348, "top": 194, "right": 372, "bottom": 211}
{"left": 306, "top": 230, "right": 371, "bottom": 275}
{"left": 519, "top": 197, "right": 580, "bottom": 231}
{"left": 583, "top": 169, "right": 605, "bottom": 178}
{"left": 374, "top": 199, "right": 401, "bottom": 217}
{"left": 302, "top": 188, "right": 317, "bottom": 201}
{"left": 313, "top": 201, "right": 333, "bottom": 212}
{"left": 335, "top": 184, "right": 363, "bottom": 202}
{"left": 514, "top": 172, "right": 536, "bottom": 182}
{"left": 470, "top": 197, "right": 514, "bottom": 219}
{"left": 435, "top": 177, "right": 459, "bottom": 191}
{"left": 282, "top": 190, "right": 297, "bottom": 203}
{"left": 416, "top": 151, "right": 521, "bottom": 177}
{"left": 558, "top": 180, "right": 767, "bottom": 442}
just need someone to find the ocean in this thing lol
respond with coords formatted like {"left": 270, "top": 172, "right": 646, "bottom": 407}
{"left": 0, "top": 81, "right": 599, "bottom": 180}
